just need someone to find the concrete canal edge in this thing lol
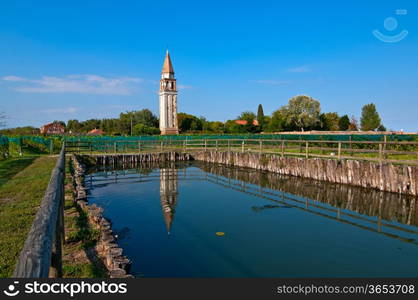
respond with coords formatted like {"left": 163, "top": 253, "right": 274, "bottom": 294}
{"left": 71, "top": 155, "right": 133, "bottom": 278}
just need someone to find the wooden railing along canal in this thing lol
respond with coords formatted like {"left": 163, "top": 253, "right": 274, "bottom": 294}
{"left": 13, "top": 143, "right": 65, "bottom": 278}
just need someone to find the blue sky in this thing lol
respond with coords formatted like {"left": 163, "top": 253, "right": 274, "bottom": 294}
{"left": 0, "top": 0, "right": 417, "bottom": 131}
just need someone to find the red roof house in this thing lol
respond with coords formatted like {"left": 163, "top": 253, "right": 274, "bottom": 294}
{"left": 234, "top": 119, "right": 259, "bottom": 126}
{"left": 40, "top": 122, "right": 65, "bottom": 135}
{"left": 87, "top": 128, "right": 104, "bottom": 136}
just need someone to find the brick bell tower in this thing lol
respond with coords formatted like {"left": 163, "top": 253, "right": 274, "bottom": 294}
{"left": 159, "top": 50, "right": 179, "bottom": 135}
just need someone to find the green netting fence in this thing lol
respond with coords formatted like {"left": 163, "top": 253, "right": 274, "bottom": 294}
{"left": 7, "top": 136, "right": 61, "bottom": 155}
{"left": 0, "top": 136, "right": 9, "bottom": 159}
{"left": 64, "top": 133, "right": 417, "bottom": 143}
{"left": 3, "top": 133, "right": 418, "bottom": 156}
{"left": 63, "top": 134, "right": 418, "bottom": 154}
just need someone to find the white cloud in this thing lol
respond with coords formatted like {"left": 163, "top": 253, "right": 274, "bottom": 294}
{"left": 177, "top": 84, "right": 194, "bottom": 90}
{"left": 41, "top": 107, "right": 78, "bottom": 114}
{"left": 2, "top": 74, "right": 142, "bottom": 95}
{"left": 250, "top": 80, "right": 292, "bottom": 85}
{"left": 287, "top": 66, "right": 311, "bottom": 73}
{"left": 2, "top": 75, "right": 26, "bottom": 82}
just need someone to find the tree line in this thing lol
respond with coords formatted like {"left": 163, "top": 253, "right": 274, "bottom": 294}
{"left": 0, "top": 95, "right": 386, "bottom": 136}
{"left": 174, "top": 96, "right": 385, "bottom": 134}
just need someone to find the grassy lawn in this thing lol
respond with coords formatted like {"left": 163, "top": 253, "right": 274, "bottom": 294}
{"left": 0, "top": 156, "right": 56, "bottom": 277}
{"left": 0, "top": 157, "right": 37, "bottom": 187}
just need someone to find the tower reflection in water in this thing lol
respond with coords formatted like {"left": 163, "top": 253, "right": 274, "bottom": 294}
{"left": 86, "top": 161, "right": 418, "bottom": 277}
{"left": 89, "top": 161, "right": 417, "bottom": 244}
{"left": 159, "top": 165, "right": 179, "bottom": 235}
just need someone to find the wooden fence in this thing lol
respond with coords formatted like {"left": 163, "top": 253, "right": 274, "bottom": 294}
{"left": 13, "top": 143, "right": 65, "bottom": 278}
{"left": 66, "top": 138, "right": 418, "bottom": 165}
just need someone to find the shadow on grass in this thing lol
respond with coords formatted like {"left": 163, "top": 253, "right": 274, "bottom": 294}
{"left": 23, "top": 144, "right": 48, "bottom": 155}
{"left": 0, "top": 157, "right": 37, "bottom": 187}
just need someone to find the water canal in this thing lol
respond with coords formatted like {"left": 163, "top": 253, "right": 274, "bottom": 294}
{"left": 86, "top": 161, "right": 418, "bottom": 277}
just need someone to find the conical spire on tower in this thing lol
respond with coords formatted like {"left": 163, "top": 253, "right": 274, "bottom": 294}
{"left": 161, "top": 50, "right": 174, "bottom": 74}
{"left": 159, "top": 50, "right": 178, "bottom": 135}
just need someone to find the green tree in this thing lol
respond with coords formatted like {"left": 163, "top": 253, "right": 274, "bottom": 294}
{"left": 238, "top": 111, "right": 256, "bottom": 120}
{"left": 67, "top": 119, "right": 82, "bottom": 133}
{"left": 119, "top": 109, "right": 159, "bottom": 135}
{"left": 319, "top": 112, "right": 340, "bottom": 131}
{"left": 132, "top": 123, "right": 160, "bottom": 135}
{"left": 133, "top": 109, "right": 159, "bottom": 127}
{"left": 237, "top": 111, "right": 259, "bottom": 133}
{"left": 209, "top": 121, "right": 225, "bottom": 133}
{"left": 360, "top": 103, "right": 382, "bottom": 131}
{"left": 225, "top": 119, "right": 246, "bottom": 133}
{"left": 349, "top": 115, "right": 359, "bottom": 131}
{"left": 257, "top": 104, "right": 265, "bottom": 129}
{"left": 101, "top": 118, "right": 120, "bottom": 135}
{"left": 53, "top": 120, "right": 66, "bottom": 129}
{"left": 118, "top": 112, "right": 133, "bottom": 135}
{"left": 262, "top": 116, "right": 271, "bottom": 132}
{"left": 267, "top": 109, "right": 286, "bottom": 132}
{"left": 80, "top": 119, "right": 101, "bottom": 132}
{"left": 338, "top": 115, "right": 350, "bottom": 131}
{"left": 281, "top": 95, "right": 321, "bottom": 131}
{"left": 177, "top": 113, "right": 203, "bottom": 133}
{"left": 0, "top": 126, "right": 40, "bottom": 135}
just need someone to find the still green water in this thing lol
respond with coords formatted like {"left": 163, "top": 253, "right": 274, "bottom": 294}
{"left": 86, "top": 161, "right": 418, "bottom": 277}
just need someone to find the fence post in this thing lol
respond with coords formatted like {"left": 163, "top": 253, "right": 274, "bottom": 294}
{"left": 205, "top": 139, "right": 207, "bottom": 151}
{"left": 383, "top": 135, "right": 388, "bottom": 160}
{"left": 183, "top": 140, "right": 186, "bottom": 152}
{"left": 50, "top": 140, "right": 53, "bottom": 155}
{"left": 280, "top": 140, "right": 284, "bottom": 157}
{"left": 305, "top": 141, "right": 309, "bottom": 158}
{"left": 114, "top": 142, "right": 117, "bottom": 154}
{"left": 338, "top": 142, "right": 342, "bottom": 159}
{"left": 379, "top": 143, "right": 383, "bottom": 163}
{"left": 138, "top": 141, "right": 141, "bottom": 153}
{"left": 299, "top": 137, "right": 303, "bottom": 154}
{"left": 228, "top": 140, "right": 230, "bottom": 152}
{"left": 216, "top": 140, "right": 218, "bottom": 151}
{"left": 160, "top": 141, "right": 163, "bottom": 152}
{"left": 259, "top": 140, "right": 262, "bottom": 154}
{"left": 242, "top": 140, "right": 245, "bottom": 153}
{"left": 19, "top": 138, "right": 23, "bottom": 156}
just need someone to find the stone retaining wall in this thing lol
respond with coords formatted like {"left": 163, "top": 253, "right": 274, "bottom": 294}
{"left": 72, "top": 155, "right": 132, "bottom": 278}
{"left": 192, "top": 151, "right": 418, "bottom": 196}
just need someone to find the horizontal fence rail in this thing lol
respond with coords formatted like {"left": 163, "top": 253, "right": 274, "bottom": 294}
{"left": 65, "top": 138, "right": 418, "bottom": 165}
{"left": 13, "top": 143, "right": 65, "bottom": 278}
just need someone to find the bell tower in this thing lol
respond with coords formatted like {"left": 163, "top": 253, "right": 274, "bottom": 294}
{"left": 159, "top": 50, "right": 179, "bottom": 135}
